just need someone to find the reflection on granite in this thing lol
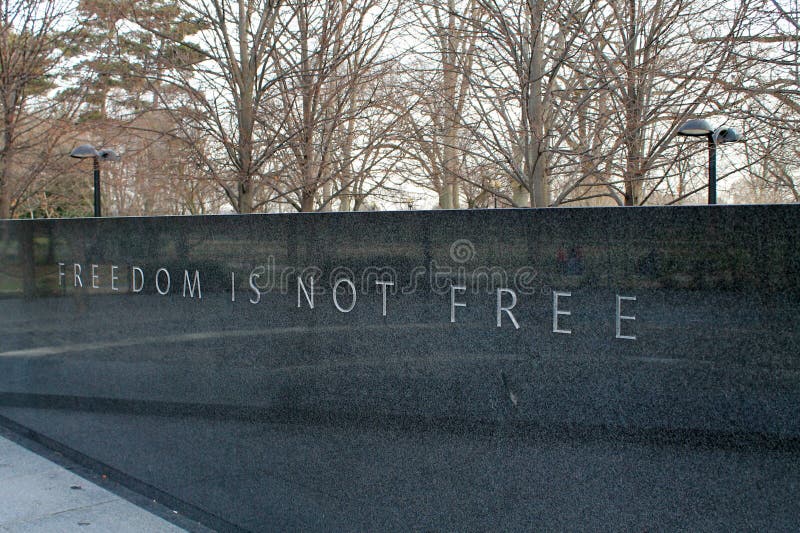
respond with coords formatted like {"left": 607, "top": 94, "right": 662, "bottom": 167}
{"left": 0, "top": 206, "right": 798, "bottom": 530}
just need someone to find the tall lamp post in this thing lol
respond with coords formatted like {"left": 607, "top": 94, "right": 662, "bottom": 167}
{"left": 677, "top": 119, "right": 741, "bottom": 204}
{"left": 70, "top": 144, "right": 120, "bottom": 217}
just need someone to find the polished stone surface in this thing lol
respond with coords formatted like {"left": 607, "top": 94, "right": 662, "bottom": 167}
{"left": 0, "top": 206, "right": 798, "bottom": 530}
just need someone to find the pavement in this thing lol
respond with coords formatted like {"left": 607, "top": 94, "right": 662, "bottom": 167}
{"left": 0, "top": 426, "right": 199, "bottom": 533}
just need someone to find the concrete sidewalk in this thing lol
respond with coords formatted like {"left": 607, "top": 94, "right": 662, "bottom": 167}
{"left": 0, "top": 429, "right": 194, "bottom": 533}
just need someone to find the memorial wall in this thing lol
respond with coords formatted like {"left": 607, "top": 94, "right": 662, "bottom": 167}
{"left": 0, "top": 206, "right": 798, "bottom": 530}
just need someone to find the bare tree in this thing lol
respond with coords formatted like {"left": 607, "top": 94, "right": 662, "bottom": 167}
{"left": 720, "top": 0, "right": 800, "bottom": 202}
{"left": 96, "top": 111, "right": 226, "bottom": 216}
{"left": 589, "top": 0, "right": 746, "bottom": 205}
{"left": 0, "top": 0, "right": 76, "bottom": 218}
{"left": 401, "top": 0, "right": 483, "bottom": 209}
{"left": 267, "top": 0, "right": 402, "bottom": 212}
{"left": 463, "top": 0, "right": 599, "bottom": 207}
{"left": 127, "top": 0, "right": 286, "bottom": 214}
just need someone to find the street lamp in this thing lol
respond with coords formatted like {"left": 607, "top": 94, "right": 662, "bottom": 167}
{"left": 70, "top": 144, "right": 120, "bottom": 217}
{"left": 677, "top": 119, "right": 741, "bottom": 204}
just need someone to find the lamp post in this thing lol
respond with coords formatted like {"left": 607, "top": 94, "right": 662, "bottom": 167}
{"left": 677, "top": 119, "right": 741, "bottom": 204}
{"left": 70, "top": 144, "right": 120, "bottom": 217}
{"left": 489, "top": 179, "right": 501, "bottom": 208}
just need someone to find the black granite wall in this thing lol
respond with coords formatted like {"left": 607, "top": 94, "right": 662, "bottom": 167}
{"left": 0, "top": 206, "right": 798, "bottom": 531}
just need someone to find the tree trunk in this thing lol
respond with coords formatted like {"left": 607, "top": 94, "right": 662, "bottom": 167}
{"left": 525, "top": 0, "right": 549, "bottom": 207}
{"left": 238, "top": 180, "right": 254, "bottom": 214}
{"left": 0, "top": 159, "right": 9, "bottom": 219}
{"left": 438, "top": 0, "right": 465, "bottom": 210}
{"left": 236, "top": 0, "right": 256, "bottom": 214}
{"left": 339, "top": 188, "right": 352, "bottom": 211}
{"left": 301, "top": 189, "right": 315, "bottom": 212}
{"left": 622, "top": 0, "right": 644, "bottom": 206}
{"left": 512, "top": 182, "right": 530, "bottom": 207}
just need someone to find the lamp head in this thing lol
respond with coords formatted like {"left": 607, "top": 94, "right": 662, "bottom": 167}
{"left": 717, "top": 128, "right": 742, "bottom": 143}
{"left": 70, "top": 144, "right": 99, "bottom": 159}
{"left": 678, "top": 119, "right": 715, "bottom": 136}
{"left": 98, "top": 149, "right": 121, "bottom": 162}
